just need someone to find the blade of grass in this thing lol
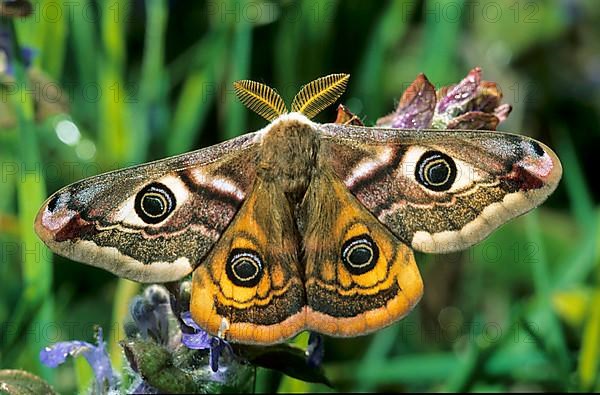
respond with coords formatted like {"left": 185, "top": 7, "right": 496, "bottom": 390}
{"left": 132, "top": 0, "right": 169, "bottom": 162}
{"left": 577, "top": 215, "right": 600, "bottom": 390}
{"left": 553, "top": 125, "right": 595, "bottom": 230}
{"left": 577, "top": 291, "right": 600, "bottom": 390}
{"left": 276, "top": 332, "right": 312, "bottom": 393}
{"left": 222, "top": 1, "right": 252, "bottom": 140}
{"left": 354, "top": 0, "right": 415, "bottom": 120}
{"left": 326, "top": 352, "right": 458, "bottom": 384}
{"left": 552, "top": 125, "right": 597, "bottom": 288}
{"left": 97, "top": 62, "right": 132, "bottom": 166}
{"left": 275, "top": 0, "right": 339, "bottom": 97}
{"left": 524, "top": 211, "right": 570, "bottom": 381}
{"left": 484, "top": 346, "right": 556, "bottom": 382}
{"left": 419, "top": 0, "right": 464, "bottom": 85}
{"left": 5, "top": 19, "right": 54, "bottom": 380}
{"left": 274, "top": 3, "right": 302, "bottom": 103}
{"left": 37, "top": 0, "right": 68, "bottom": 79}
{"left": 444, "top": 309, "right": 530, "bottom": 392}
{"left": 327, "top": 346, "right": 555, "bottom": 387}
{"left": 11, "top": 0, "right": 39, "bottom": 66}
{"left": 167, "top": 28, "right": 228, "bottom": 155}
{"left": 97, "top": 0, "right": 132, "bottom": 167}
{"left": 99, "top": 1, "right": 127, "bottom": 71}
{"left": 69, "top": 0, "right": 98, "bottom": 127}
{"left": 0, "top": 138, "right": 16, "bottom": 213}
{"left": 444, "top": 339, "right": 483, "bottom": 392}
{"left": 168, "top": 40, "right": 207, "bottom": 90}
{"left": 443, "top": 315, "right": 494, "bottom": 392}
{"left": 108, "top": 279, "right": 140, "bottom": 392}
{"left": 254, "top": 367, "right": 277, "bottom": 394}
{"left": 554, "top": 226, "right": 597, "bottom": 290}
{"left": 74, "top": 357, "right": 93, "bottom": 394}
{"left": 300, "top": 0, "right": 339, "bottom": 80}
{"left": 354, "top": 323, "right": 403, "bottom": 391}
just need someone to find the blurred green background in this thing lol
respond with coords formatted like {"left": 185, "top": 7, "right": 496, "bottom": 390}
{"left": 1, "top": 0, "right": 599, "bottom": 393}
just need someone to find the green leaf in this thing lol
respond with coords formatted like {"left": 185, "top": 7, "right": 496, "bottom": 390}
{"left": 355, "top": 0, "right": 415, "bottom": 119}
{"left": 578, "top": 291, "right": 600, "bottom": 389}
{"left": 120, "top": 339, "right": 256, "bottom": 393}
{"left": 168, "top": 29, "right": 228, "bottom": 155}
{"left": 0, "top": 369, "right": 57, "bottom": 395}
{"left": 236, "top": 343, "right": 332, "bottom": 388}
{"left": 121, "top": 339, "right": 199, "bottom": 393}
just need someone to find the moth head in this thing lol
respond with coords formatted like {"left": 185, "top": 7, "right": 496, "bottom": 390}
{"left": 233, "top": 74, "right": 350, "bottom": 122}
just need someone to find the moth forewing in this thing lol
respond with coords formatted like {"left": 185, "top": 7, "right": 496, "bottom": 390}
{"left": 319, "top": 124, "right": 562, "bottom": 254}
{"left": 34, "top": 132, "right": 261, "bottom": 283}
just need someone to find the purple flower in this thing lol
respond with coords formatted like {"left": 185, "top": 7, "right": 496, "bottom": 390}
{"left": 40, "top": 327, "right": 117, "bottom": 393}
{"left": 0, "top": 29, "right": 36, "bottom": 76}
{"left": 129, "top": 285, "right": 171, "bottom": 345}
{"left": 209, "top": 337, "right": 234, "bottom": 373}
{"left": 180, "top": 311, "right": 211, "bottom": 350}
{"left": 376, "top": 67, "right": 512, "bottom": 131}
{"left": 435, "top": 68, "right": 481, "bottom": 115}
{"left": 376, "top": 73, "right": 436, "bottom": 129}
{"left": 180, "top": 311, "right": 231, "bottom": 373}
{"left": 306, "top": 332, "right": 324, "bottom": 368}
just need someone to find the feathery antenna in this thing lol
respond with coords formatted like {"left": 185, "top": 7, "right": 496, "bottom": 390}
{"left": 233, "top": 80, "right": 288, "bottom": 122}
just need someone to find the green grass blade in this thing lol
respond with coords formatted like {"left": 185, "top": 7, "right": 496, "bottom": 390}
{"left": 222, "top": 4, "right": 252, "bottom": 140}
{"left": 443, "top": 310, "right": 526, "bottom": 392}
{"left": 525, "top": 211, "right": 570, "bottom": 380}
{"left": 354, "top": 323, "right": 403, "bottom": 392}
{"left": 553, "top": 126, "right": 595, "bottom": 231}
{"left": 552, "top": 125, "right": 597, "bottom": 289}
{"left": 69, "top": 0, "right": 97, "bottom": 84}
{"left": 273, "top": 0, "right": 339, "bottom": 101}
{"left": 276, "top": 332, "right": 312, "bottom": 393}
{"left": 37, "top": 0, "right": 68, "bottom": 79}
{"left": 577, "top": 212, "right": 600, "bottom": 390}
{"left": 109, "top": 279, "right": 140, "bottom": 391}
{"left": 6, "top": 20, "right": 54, "bottom": 381}
{"left": 168, "top": 29, "right": 228, "bottom": 155}
{"left": 354, "top": 0, "right": 415, "bottom": 120}
{"left": 326, "top": 353, "right": 457, "bottom": 384}
{"left": 419, "top": 0, "right": 465, "bottom": 84}
{"left": 578, "top": 290, "right": 600, "bottom": 390}
{"left": 327, "top": 346, "right": 555, "bottom": 388}
{"left": 99, "top": 1, "right": 128, "bottom": 71}
{"left": 97, "top": 60, "right": 132, "bottom": 167}
{"left": 131, "top": 0, "right": 169, "bottom": 162}
{"left": 68, "top": 0, "right": 98, "bottom": 126}
{"left": 274, "top": 4, "right": 302, "bottom": 103}
{"left": 97, "top": 0, "right": 132, "bottom": 167}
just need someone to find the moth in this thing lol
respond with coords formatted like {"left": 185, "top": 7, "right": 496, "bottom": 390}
{"left": 35, "top": 74, "right": 562, "bottom": 345}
